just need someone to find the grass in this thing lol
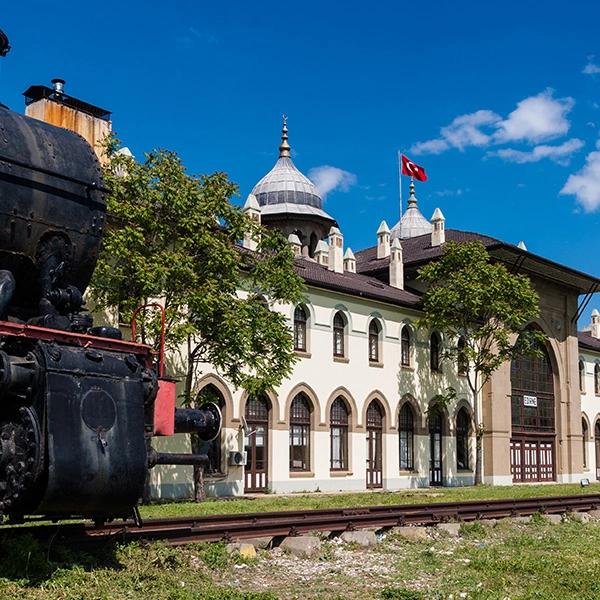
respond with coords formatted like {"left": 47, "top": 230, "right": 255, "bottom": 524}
{"left": 0, "top": 511, "right": 600, "bottom": 598}
{"left": 139, "top": 481, "right": 600, "bottom": 520}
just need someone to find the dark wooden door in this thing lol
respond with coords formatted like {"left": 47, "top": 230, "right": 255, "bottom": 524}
{"left": 510, "top": 436, "right": 554, "bottom": 483}
{"left": 366, "top": 401, "right": 383, "bottom": 489}
{"left": 596, "top": 424, "right": 600, "bottom": 481}
{"left": 244, "top": 396, "right": 269, "bottom": 493}
{"left": 429, "top": 411, "right": 443, "bottom": 486}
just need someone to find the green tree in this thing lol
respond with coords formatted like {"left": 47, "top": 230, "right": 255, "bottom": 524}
{"left": 417, "top": 241, "right": 545, "bottom": 485}
{"left": 89, "top": 140, "right": 305, "bottom": 499}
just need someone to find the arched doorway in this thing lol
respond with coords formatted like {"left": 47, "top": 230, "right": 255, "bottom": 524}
{"left": 595, "top": 422, "right": 600, "bottom": 481}
{"left": 429, "top": 407, "right": 443, "bottom": 486}
{"left": 366, "top": 400, "right": 383, "bottom": 488}
{"left": 244, "top": 395, "right": 270, "bottom": 492}
{"left": 510, "top": 340, "right": 555, "bottom": 482}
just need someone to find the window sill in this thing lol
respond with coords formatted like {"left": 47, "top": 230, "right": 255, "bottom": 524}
{"left": 333, "top": 356, "right": 349, "bottom": 364}
{"left": 204, "top": 472, "right": 228, "bottom": 479}
{"left": 458, "top": 373, "right": 468, "bottom": 378}
{"left": 400, "top": 364, "right": 413, "bottom": 371}
{"left": 457, "top": 469, "right": 473, "bottom": 474}
{"left": 289, "top": 471, "right": 315, "bottom": 478}
{"left": 294, "top": 350, "right": 312, "bottom": 359}
{"left": 399, "top": 470, "right": 416, "bottom": 476}
{"left": 330, "top": 470, "right": 353, "bottom": 477}
{"left": 369, "top": 361, "right": 384, "bottom": 368}
{"left": 430, "top": 369, "right": 443, "bottom": 375}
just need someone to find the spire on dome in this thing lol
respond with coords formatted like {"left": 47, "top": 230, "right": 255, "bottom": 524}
{"left": 407, "top": 180, "right": 418, "bottom": 209}
{"left": 279, "top": 114, "right": 291, "bottom": 158}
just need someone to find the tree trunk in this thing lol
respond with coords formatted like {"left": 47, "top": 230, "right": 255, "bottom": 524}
{"left": 473, "top": 392, "right": 483, "bottom": 485}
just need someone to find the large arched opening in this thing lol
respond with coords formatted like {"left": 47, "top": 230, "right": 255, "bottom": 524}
{"left": 510, "top": 337, "right": 556, "bottom": 483}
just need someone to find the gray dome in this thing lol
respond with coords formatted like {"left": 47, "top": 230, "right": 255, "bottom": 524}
{"left": 250, "top": 117, "right": 335, "bottom": 224}
{"left": 251, "top": 156, "right": 323, "bottom": 209}
{"left": 391, "top": 182, "right": 433, "bottom": 240}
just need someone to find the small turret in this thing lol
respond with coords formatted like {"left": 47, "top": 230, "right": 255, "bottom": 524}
{"left": 242, "top": 194, "right": 261, "bottom": 251}
{"left": 344, "top": 248, "right": 356, "bottom": 273}
{"left": 314, "top": 240, "right": 329, "bottom": 266}
{"left": 430, "top": 208, "right": 445, "bottom": 247}
{"left": 328, "top": 226, "right": 344, "bottom": 274}
{"left": 389, "top": 237, "right": 404, "bottom": 289}
{"left": 592, "top": 309, "right": 600, "bottom": 339}
{"left": 377, "top": 220, "right": 391, "bottom": 259}
{"left": 288, "top": 233, "right": 302, "bottom": 257}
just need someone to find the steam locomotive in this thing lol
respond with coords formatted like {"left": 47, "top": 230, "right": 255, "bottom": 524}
{"left": 0, "top": 30, "right": 221, "bottom": 523}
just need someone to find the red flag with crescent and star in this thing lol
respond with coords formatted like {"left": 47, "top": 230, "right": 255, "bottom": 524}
{"left": 401, "top": 154, "right": 428, "bottom": 182}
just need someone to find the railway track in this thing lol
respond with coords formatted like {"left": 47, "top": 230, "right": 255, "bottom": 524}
{"left": 6, "top": 493, "right": 600, "bottom": 546}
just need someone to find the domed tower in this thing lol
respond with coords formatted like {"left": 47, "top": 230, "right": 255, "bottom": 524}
{"left": 249, "top": 116, "right": 336, "bottom": 257}
{"left": 390, "top": 180, "right": 433, "bottom": 240}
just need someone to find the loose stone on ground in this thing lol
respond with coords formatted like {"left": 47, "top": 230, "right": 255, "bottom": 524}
{"left": 437, "top": 522, "right": 461, "bottom": 537}
{"left": 280, "top": 535, "right": 321, "bottom": 558}
{"left": 393, "top": 526, "right": 429, "bottom": 541}
{"left": 340, "top": 530, "right": 378, "bottom": 547}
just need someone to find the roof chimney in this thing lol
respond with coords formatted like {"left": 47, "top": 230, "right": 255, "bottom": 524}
{"left": 328, "top": 226, "right": 343, "bottom": 274}
{"left": 377, "top": 220, "right": 391, "bottom": 258}
{"left": 592, "top": 309, "right": 600, "bottom": 339}
{"left": 314, "top": 240, "right": 329, "bottom": 266}
{"left": 430, "top": 208, "right": 445, "bottom": 247}
{"left": 344, "top": 248, "right": 356, "bottom": 273}
{"left": 389, "top": 238, "right": 404, "bottom": 289}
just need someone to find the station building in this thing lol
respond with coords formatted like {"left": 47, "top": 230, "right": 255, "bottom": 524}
{"left": 151, "top": 120, "right": 600, "bottom": 499}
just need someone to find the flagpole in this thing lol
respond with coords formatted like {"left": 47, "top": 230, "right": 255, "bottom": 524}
{"left": 398, "top": 150, "right": 403, "bottom": 221}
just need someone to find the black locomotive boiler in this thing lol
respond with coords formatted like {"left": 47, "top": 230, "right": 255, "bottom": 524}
{"left": 0, "top": 31, "right": 221, "bottom": 523}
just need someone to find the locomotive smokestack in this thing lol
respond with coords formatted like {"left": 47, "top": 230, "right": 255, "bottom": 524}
{"left": 51, "top": 78, "right": 65, "bottom": 94}
{"left": 0, "top": 29, "right": 10, "bottom": 57}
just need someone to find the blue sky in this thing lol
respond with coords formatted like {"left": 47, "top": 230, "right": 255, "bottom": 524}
{"left": 2, "top": 1, "right": 600, "bottom": 321}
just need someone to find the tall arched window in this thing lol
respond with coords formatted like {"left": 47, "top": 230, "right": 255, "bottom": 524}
{"left": 289, "top": 393, "right": 312, "bottom": 471}
{"left": 401, "top": 327, "right": 411, "bottom": 367}
{"left": 369, "top": 320, "right": 381, "bottom": 363}
{"left": 399, "top": 402, "right": 414, "bottom": 471}
{"left": 595, "top": 365, "right": 600, "bottom": 395}
{"left": 330, "top": 397, "right": 349, "bottom": 470}
{"left": 293, "top": 306, "right": 307, "bottom": 352}
{"left": 333, "top": 312, "right": 346, "bottom": 358}
{"left": 457, "top": 336, "right": 468, "bottom": 376}
{"left": 579, "top": 360, "right": 586, "bottom": 392}
{"left": 456, "top": 408, "right": 470, "bottom": 470}
{"left": 430, "top": 332, "right": 441, "bottom": 372}
{"left": 582, "top": 418, "right": 589, "bottom": 470}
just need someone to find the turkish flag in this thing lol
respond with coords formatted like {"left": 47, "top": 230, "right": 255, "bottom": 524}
{"left": 401, "top": 155, "right": 428, "bottom": 182}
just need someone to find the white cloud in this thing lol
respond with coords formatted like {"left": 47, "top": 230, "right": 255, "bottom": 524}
{"left": 493, "top": 89, "right": 574, "bottom": 144}
{"left": 560, "top": 141, "right": 600, "bottom": 212}
{"left": 583, "top": 61, "right": 600, "bottom": 75}
{"left": 411, "top": 89, "right": 575, "bottom": 155}
{"left": 308, "top": 165, "right": 357, "bottom": 199}
{"left": 489, "top": 138, "right": 584, "bottom": 165}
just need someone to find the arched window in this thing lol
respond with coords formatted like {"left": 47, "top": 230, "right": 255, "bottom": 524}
{"left": 430, "top": 332, "right": 441, "bottom": 372}
{"left": 579, "top": 360, "right": 586, "bottom": 393}
{"left": 293, "top": 306, "right": 307, "bottom": 352}
{"left": 595, "top": 365, "right": 600, "bottom": 395}
{"left": 289, "top": 393, "right": 312, "bottom": 471}
{"left": 333, "top": 312, "right": 346, "bottom": 358}
{"left": 369, "top": 320, "right": 381, "bottom": 363}
{"left": 582, "top": 418, "right": 589, "bottom": 470}
{"left": 399, "top": 403, "right": 414, "bottom": 470}
{"left": 457, "top": 336, "right": 468, "bottom": 376}
{"left": 196, "top": 384, "right": 226, "bottom": 474}
{"left": 330, "top": 397, "right": 349, "bottom": 470}
{"left": 401, "top": 327, "right": 411, "bottom": 367}
{"left": 456, "top": 408, "right": 470, "bottom": 470}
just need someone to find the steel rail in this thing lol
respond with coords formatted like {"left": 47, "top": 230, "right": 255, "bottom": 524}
{"left": 7, "top": 493, "right": 600, "bottom": 546}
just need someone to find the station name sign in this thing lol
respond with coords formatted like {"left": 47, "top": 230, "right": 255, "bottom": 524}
{"left": 523, "top": 395, "right": 538, "bottom": 407}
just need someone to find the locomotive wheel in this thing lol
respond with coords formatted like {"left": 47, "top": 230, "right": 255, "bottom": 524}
{"left": 0, "top": 406, "right": 42, "bottom": 516}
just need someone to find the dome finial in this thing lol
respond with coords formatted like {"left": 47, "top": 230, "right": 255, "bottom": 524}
{"left": 279, "top": 114, "right": 291, "bottom": 158}
{"left": 407, "top": 179, "right": 418, "bottom": 208}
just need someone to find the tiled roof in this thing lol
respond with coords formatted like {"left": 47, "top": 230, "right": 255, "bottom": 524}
{"left": 294, "top": 257, "right": 421, "bottom": 309}
{"left": 578, "top": 331, "right": 600, "bottom": 353}
{"left": 355, "top": 229, "right": 500, "bottom": 274}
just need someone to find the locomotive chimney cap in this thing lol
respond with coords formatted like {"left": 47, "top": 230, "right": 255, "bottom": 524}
{"left": 0, "top": 29, "right": 10, "bottom": 57}
{"left": 51, "top": 78, "right": 66, "bottom": 93}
